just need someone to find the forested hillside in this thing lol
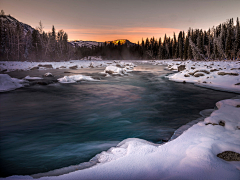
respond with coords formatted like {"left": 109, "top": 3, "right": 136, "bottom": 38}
{"left": 0, "top": 10, "right": 239, "bottom": 61}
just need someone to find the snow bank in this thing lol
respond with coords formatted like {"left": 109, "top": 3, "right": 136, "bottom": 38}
{"left": 58, "top": 75, "right": 99, "bottom": 83}
{"left": 0, "top": 60, "right": 137, "bottom": 72}
{"left": 0, "top": 74, "right": 25, "bottom": 92}
{"left": 162, "top": 60, "right": 240, "bottom": 93}
{"left": 4, "top": 98, "right": 240, "bottom": 180}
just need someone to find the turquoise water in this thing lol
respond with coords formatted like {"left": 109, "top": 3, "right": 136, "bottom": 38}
{"left": 0, "top": 64, "right": 236, "bottom": 177}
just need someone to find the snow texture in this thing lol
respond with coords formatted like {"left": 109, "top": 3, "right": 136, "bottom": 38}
{"left": 103, "top": 62, "right": 135, "bottom": 76}
{"left": 24, "top": 75, "right": 43, "bottom": 80}
{"left": 0, "top": 59, "right": 136, "bottom": 72}
{"left": 58, "top": 75, "right": 99, "bottom": 83}
{"left": 161, "top": 60, "right": 240, "bottom": 93}
{"left": 0, "top": 74, "right": 25, "bottom": 92}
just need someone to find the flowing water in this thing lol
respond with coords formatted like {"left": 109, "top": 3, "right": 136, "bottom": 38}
{"left": 0, "top": 63, "right": 236, "bottom": 177}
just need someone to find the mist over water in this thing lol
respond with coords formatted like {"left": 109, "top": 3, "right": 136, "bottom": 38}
{"left": 0, "top": 64, "right": 236, "bottom": 177}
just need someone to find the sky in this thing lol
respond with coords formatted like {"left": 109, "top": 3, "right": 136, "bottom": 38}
{"left": 1, "top": 0, "right": 240, "bottom": 43}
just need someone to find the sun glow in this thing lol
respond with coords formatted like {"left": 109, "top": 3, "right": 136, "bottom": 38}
{"left": 62, "top": 27, "right": 181, "bottom": 43}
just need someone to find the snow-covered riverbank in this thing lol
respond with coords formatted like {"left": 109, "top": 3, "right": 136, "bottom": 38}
{"left": 0, "top": 60, "right": 135, "bottom": 92}
{"left": 2, "top": 59, "right": 239, "bottom": 93}
{"left": 156, "top": 60, "right": 240, "bottom": 94}
{"left": 1, "top": 59, "right": 240, "bottom": 180}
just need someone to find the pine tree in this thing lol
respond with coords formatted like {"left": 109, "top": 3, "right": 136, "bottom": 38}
{"left": 178, "top": 31, "right": 183, "bottom": 59}
{"left": 235, "top": 17, "right": 240, "bottom": 59}
{"left": 225, "top": 28, "right": 232, "bottom": 59}
{"left": 145, "top": 38, "right": 149, "bottom": 50}
{"left": 158, "top": 37, "right": 162, "bottom": 59}
{"left": 184, "top": 35, "right": 189, "bottom": 60}
{"left": 172, "top": 32, "right": 176, "bottom": 58}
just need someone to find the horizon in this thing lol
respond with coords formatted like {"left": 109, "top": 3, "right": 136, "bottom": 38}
{"left": 1, "top": 0, "right": 240, "bottom": 43}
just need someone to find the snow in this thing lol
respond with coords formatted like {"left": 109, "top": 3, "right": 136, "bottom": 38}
{"left": 44, "top": 72, "right": 53, "bottom": 77}
{"left": 69, "top": 41, "right": 103, "bottom": 48}
{"left": 0, "top": 74, "right": 25, "bottom": 92}
{"left": 3, "top": 98, "right": 240, "bottom": 180}
{"left": 163, "top": 60, "right": 240, "bottom": 93}
{"left": 58, "top": 75, "right": 99, "bottom": 83}
{"left": 104, "top": 66, "right": 128, "bottom": 75}
{"left": 103, "top": 62, "right": 135, "bottom": 76}
{"left": 24, "top": 75, "right": 43, "bottom": 80}
{"left": 0, "top": 59, "right": 136, "bottom": 72}
{"left": 1, "top": 59, "right": 240, "bottom": 179}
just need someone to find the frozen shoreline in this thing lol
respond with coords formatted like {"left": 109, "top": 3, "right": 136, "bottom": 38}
{"left": 1, "top": 59, "right": 240, "bottom": 179}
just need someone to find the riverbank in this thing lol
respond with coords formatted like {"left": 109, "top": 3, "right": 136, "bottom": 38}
{"left": 158, "top": 60, "right": 240, "bottom": 94}
{"left": 1, "top": 59, "right": 239, "bottom": 93}
{"left": 1, "top": 60, "right": 240, "bottom": 179}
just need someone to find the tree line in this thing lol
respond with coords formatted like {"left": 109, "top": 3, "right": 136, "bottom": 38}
{"left": 0, "top": 10, "right": 239, "bottom": 61}
{"left": 77, "top": 17, "right": 240, "bottom": 61}
{"left": 0, "top": 13, "right": 73, "bottom": 61}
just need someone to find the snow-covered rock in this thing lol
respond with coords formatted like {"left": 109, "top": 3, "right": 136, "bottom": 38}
{"left": 104, "top": 66, "right": 128, "bottom": 75}
{"left": 103, "top": 62, "right": 135, "bottom": 76}
{"left": 0, "top": 74, "right": 24, "bottom": 92}
{"left": 44, "top": 73, "right": 53, "bottom": 77}
{"left": 57, "top": 75, "right": 99, "bottom": 83}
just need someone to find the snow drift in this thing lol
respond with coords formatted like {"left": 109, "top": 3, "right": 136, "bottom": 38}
{"left": 0, "top": 74, "right": 25, "bottom": 92}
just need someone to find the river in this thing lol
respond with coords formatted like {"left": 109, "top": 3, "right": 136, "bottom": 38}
{"left": 0, "top": 63, "right": 236, "bottom": 177}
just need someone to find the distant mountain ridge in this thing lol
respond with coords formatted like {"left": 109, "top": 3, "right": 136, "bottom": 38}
{"left": 0, "top": 14, "right": 136, "bottom": 49}
{"left": 0, "top": 15, "right": 34, "bottom": 33}
{"left": 69, "top": 39, "right": 136, "bottom": 48}
{"left": 106, "top": 39, "right": 135, "bottom": 46}
{"left": 69, "top": 40, "right": 103, "bottom": 48}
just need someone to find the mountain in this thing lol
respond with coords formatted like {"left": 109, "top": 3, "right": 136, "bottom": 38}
{"left": 0, "top": 15, "right": 35, "bottom": 33}
{"left": 69, "top": 40, "right": 103, "bottom": 48}
{"left": 106, "top": 39, "right": 135, "bottom": 46}
{"left": 69, "top": 39, "right": 136, "bottom": 48}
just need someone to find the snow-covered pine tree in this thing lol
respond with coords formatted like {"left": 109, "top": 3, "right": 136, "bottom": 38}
{"left": 214, "top": 27, "right": 227, "bottom": 60}
{"left": 235, "top": 17, "right": 240, "bottom": 59}
{"left": 178, "top": 31, "right": 183, "bottom": 60}
{"left": 189, "top": 37, "right": 207, "bottom": 61}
